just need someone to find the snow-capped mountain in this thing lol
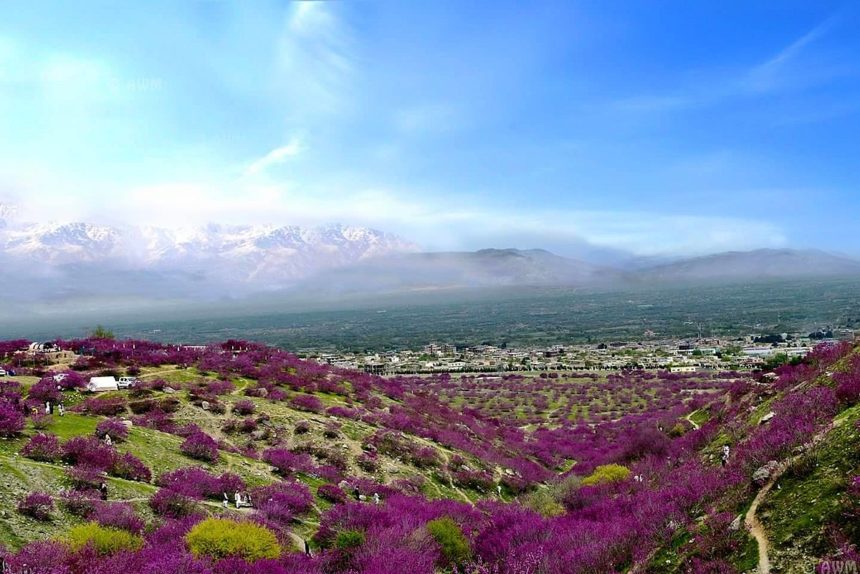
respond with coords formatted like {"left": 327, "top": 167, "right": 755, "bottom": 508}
{"left": 0, "top": 213, "right": 417, "bottom": 299}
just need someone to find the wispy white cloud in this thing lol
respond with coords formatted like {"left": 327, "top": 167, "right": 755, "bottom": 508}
{"left": 274, "top": 2, "right": 354, "bottom": 118}
{"left": 244, "top": 137, "right": 305, "bottom": 176}
{"left": 611, "top": 13, "right": 843, "bottom": 114}
{"left": 743, "top": 13, "right": 842, "bottom": 93}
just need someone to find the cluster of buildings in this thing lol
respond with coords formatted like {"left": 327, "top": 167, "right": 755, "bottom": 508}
{"left": 312, "top": 330, "right": 855, "bottom": 375}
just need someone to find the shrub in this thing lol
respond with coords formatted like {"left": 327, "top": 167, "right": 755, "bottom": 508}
{"left": 110, "top": 452, "right": 152, "bottom": 482}
{"left": 149, "top": 488, "right": 198, "bottom": 518}
{"left": 60, "top": 490, "right": 99, "bottom": 517}
{"left": 79, "top": 396, "right": 127, "bottom": 416}
{"left": 91, "top": 501, "right": 145, "bottom": 534}
{"left": 30, "top": 412, "right": 52, "bottom": 430}
{"left": 65, "top": 521, "right": 143, "bottom": 555}
{"left": 28, "top": 378, "right": 62, "bottom": 404}
{"left": 66, "top": 465, "right": 107, "bottom": 491}
{"left": 0, "top": 400, "right": 24, "bottom": 437}
{"left": 335, "top": 529, "right": 365, "bottom": 550}
{"left": 158, "top": 467, "right": 245, "bottom": 502}
{"left": 522, "top": 489, "right": 565, "bottom": 517}
{"left": 263, "top": 448, "right": 312, "bottom": 477}
{"left": 252, "top": 480, "right": 314, "bottom": 524}
{"left": 427, "top": 517, "right": 471, "bottom": 566}
{"left": 61, "top": 436, "right": 116, "bottom": 471}
{"left": 290, "top": 394, "right": 323, "bottom": 413}
{"left": 233, "top": 399, "right": 255, "bottom": 416}
{"left": 294, "top": 420, "right": 311, "bottom": 435}
{"left": 318, "top": 483, "right": 348, "bottom": 504}
{"left": 411, "top": 446, "right": 441, "bottom": 468}
{"left": 55, "top": 371, "right": 85, "bottom": 390}
{"left": 17, "top": 491, "right": 54, "bottom": 521}
{"left": 21, "top": 433, "right": 62, "bottom": 462}
{"left": 95, "top": 418, "right": 129, "bottom": 442}
{"left": 180, "top": 431, "right": 220, "bottom": 463}
{"left": 129, "top": 399, "right": 157, "bottom": 414}
{"left": 581, "top": 464, "right": 631, "bottom": 486}
{"left": 835, "top": 372, "right": 860, "bottom": 406}
{"left": 185, "top": 518, "right": 281, "bottom": 561}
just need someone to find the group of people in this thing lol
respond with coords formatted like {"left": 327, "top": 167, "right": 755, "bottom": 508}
{"left": 35, "top": 400, "right": 65, "bottom": 416}
{"left": 222, "top": 491, "right": 254, "bottom": 509}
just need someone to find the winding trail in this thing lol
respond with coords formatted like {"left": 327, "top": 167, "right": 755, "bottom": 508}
{"left": 743, "top": 420, "right": 838, "bottom": 574}
{"left": 684, "top": 410, "right": 701, "bottom": 430}
{"left": 744, "top": 476, "right": 775, "bottom": 574}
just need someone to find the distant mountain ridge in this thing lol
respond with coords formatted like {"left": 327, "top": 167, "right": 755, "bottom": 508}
{"left": 636, "top": 248, "right": 860, "bottom": 282}
{"left": 2, "top": 204, "right": 859, "bottom": 309}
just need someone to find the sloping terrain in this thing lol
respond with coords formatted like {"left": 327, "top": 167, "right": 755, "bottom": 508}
{"left": 0, "top": 338, "right": 858, "bottom": 573}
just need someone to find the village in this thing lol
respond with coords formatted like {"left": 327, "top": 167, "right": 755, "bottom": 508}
{"left": 309, "top": 329, "right": 855, "bottom": 375}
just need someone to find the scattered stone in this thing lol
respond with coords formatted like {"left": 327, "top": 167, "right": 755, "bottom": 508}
{"left": 759, "top": 411, "right": 776, "bottom": 424}
{"left": 753, "top": 460, "right": 780, "bottom": 484}
{"left": 730, "top": 515, "right": 742, "bottom": 531}
{"left": 164, "top": 387, "right": 176, "bottom": 394}
{"left": 201, "top": 401, "right": 210, "bottom": 411}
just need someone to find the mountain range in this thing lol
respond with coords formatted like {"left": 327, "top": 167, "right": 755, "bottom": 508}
{"left": 2, "top": 205, "right": 860, "bottom": 314}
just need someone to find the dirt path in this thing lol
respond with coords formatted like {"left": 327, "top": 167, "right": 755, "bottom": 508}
{"left": 744, "top": 421, "right": 838, "bottom": 574}
{"left": 138, "top": 368, "right": 181, "bottom": 379}
{"left": 685, "top": 410, "right": 701, "bottom": 430}
{"left": 744, "top": 476, "right": 775, "bottom": 574}
{"left": 435, "top": 447, "right": 474, "bottom": 504}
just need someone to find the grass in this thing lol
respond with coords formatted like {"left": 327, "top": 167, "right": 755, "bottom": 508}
{"left": 757, "top": 403, "right": 860, "bottom": 565}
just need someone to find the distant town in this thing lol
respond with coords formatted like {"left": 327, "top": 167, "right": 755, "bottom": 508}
{"left": 306, "top": 328, "right": 855, "bottom": 375}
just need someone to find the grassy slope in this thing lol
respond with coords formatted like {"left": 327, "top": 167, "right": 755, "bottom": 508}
{"left": 0, "top": 365, "right": 494, "bottom": 550}
{"left": 646, "top": 351, "right": 860, "bottom": 573}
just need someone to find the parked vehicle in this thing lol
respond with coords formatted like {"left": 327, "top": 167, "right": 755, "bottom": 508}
{"left": 87, "top": 376, "right": 119, "bottom": 392}
{"left": 117, "top": 376, "right": 138, "bottom": 389}
{"left": 0, "top": 368, "right": 6, "bottom": 377}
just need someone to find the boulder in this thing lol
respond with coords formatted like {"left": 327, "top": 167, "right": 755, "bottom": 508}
{"left": 730, "top": 515, "right": 742, "bottom": 531}
{"left": 759, "top": 411, "right": 776, "bottom": 424}
{"left": 753, "top": 460, "right": 780, "bottom": 484}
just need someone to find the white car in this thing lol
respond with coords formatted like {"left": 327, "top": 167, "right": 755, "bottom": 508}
{"left": 0, "top": 368, "right": 6, "bottom": 377}
{"left": 117, "top": 376, "right": 138, "bottom": 389}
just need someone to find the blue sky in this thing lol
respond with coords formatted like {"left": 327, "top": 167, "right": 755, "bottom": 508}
{"left": 0, "top": 1, "right": 858, "bottom": 257}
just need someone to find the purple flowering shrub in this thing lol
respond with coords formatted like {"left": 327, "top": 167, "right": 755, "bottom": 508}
{"left": 157, "top": 467, "right": 245, "bottom": 499}
{"left": 61, "top": 436, "right": 116, "bottom": 471}
{"left": 149, "top": 488, "right": 199, "bottom": 518}
{"left": 75, "top": 395, "right": 128, "bottom": 416}
{"left": 110, "top": 452, "right": 151, "bottom": 482}
{"left": 0, "top": 399, "right": 25, "bottom": 437}
{"left": 17, "top": 491, "right": 54, "bottom": 521}
{"left": 180, "top": 431, "right": 220, "bottom": 463}
{"left": 233, "top": 399, "right": 256, "bottom": 415}
{"left": 91, "top": 501, "right": 145, "bottom": 534}
{"left": 95, "top": 418, "right": 129, "bottom": 442}
{"left": 28, "top": 377, "right": 62, "bottom": 403}
{"left": 318, "top": 483, "right": 349, "bottom": 504}
{"left": 290, "top": 394, "right": 324, "bottom": 413}
{"left": 252, "top": 480, "right": 314, "bottom": 525}
{"left": 21, "top": 432, "right": 62, "bottom": 462}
